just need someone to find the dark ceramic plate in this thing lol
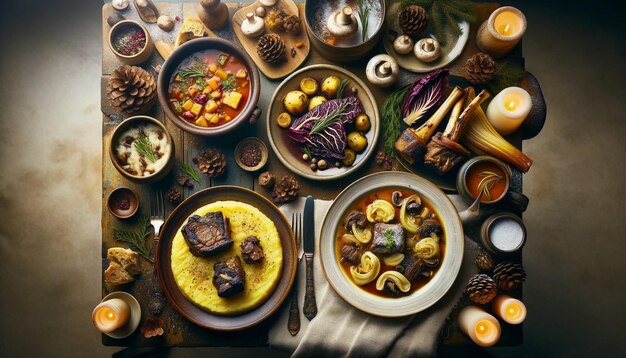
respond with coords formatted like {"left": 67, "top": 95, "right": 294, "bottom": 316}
{"left": 155, "top": 186, "right": 296, "bottom": 331}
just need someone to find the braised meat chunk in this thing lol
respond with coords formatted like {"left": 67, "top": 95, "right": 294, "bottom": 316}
{"left": 240, "top": 236, "right": 264, "bottom": 264}
{"left": 182, "top": 211, "right": 233, "bottom": 257}
{"left": 341, "top": 242, "right": 361, "bottom": 265}
{"left": 212, "top": 256, "right": 246, "bottom": 297}
{"left": 370, "top": 223, "right": 405, "bottom": 254}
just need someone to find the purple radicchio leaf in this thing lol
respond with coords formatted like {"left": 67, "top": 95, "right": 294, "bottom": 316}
{"left": 287, "top": 97, "right": 363, "bottom": 159}
{"left": 401, "top": 69, "right": 449, "bottom": 126}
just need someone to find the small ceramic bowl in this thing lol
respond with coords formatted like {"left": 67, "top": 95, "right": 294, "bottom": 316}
{"left": 109, "top": 115, "right": 175, "bottom": 183}
{"left": 234, "top": 137, "right": 268, "bottom": 172}
{"left": 107, "top": 187, "right": 139, "bottom": 219}
{"left": 108, "top": 20, "right": 153, "bottom": 65}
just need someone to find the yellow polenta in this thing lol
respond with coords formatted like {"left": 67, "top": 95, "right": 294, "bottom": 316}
{"left": 171, "top": 201, "right": 283, "bottom": 315}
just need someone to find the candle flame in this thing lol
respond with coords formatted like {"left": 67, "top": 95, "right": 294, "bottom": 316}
{"left": 505, "top": 101, "right": 517, "bottom": 111}
{"left": 498, "top": 23, "right": 512, "bottom": 36}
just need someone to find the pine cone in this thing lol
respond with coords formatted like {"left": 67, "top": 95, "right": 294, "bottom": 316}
{"left": 258, "top": 171, "right": 275, "bottom": 189}
{"left": 493, "top": 262, "right": 527, "bottom": 291}
{"left": 106, "top": 65, "right": 157, "bottom": 115}
{"left": 464, "top": 53, "right": 496, "bottom": 84}
{"left": 282, "top": 15, "right": 301, "bottom": 34}
{"left": 466, "top": 274, "right": 497, "bottom": 304}
{"left": 399, "top": 5, "right": 428, "bottom": 36}
{"left": 257, "top": 33, "right": 285, "bottom": 64}
{"left": 197, "top": 148, "right": 226, "bottom": 177}
{"left": 166, "top": 188, "right": 182, "bottom": 204}
{"left": 272, "top": 175, "right": 300, "bottom": 204}
{"left": 475, "top": 251, "right": 495, "bottom": 272}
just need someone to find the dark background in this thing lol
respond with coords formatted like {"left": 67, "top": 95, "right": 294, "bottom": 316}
{"left": 0, "top": 0, "right": 624, "bottom": 356}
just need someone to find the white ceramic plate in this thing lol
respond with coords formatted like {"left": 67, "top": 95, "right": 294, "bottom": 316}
{"left": 383, "top": 2, "right": 470, "bottom": 73}
{"left": 319, "top": 172, "right": 464, "bottom": 317}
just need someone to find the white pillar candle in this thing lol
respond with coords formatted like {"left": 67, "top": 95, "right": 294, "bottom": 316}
{"left": 476, "top": 6, "right": 527, "bottom": 58}
{"left": 492, "top": 295, "right": 527, "bottom": 324}
{"left": 92, "top": 298, "right": 130, "bottom": 333}
{"left": 486, "top": 87, "right": 532, "bottom": 136}
{"left": 458, "top": 305, "right": 501, "bottom": 347}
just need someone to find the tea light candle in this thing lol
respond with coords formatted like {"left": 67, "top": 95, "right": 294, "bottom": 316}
{"left": 492, "top": 295, "right": 527, "bottom": 324}
{"left": 458, "top": 305, "right": 501, "bottom": 347}
{"left": 486, "top": 87, "right": 532, "bottom": 136}
{"left": 476, "top": 6, "right": 527, "bottom": 58}
{"left": 92, "top": 298, "right": 130, "bottom": 333}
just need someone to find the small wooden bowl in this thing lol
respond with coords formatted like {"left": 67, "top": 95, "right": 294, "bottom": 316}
{"left": 234, "top": 137, "right": 268, "bottom": 172}
{"left": 108, "top": 20, "right": 153, "bottom": 65}
{"left": 107, "top": 187, "right": 139, "bottom": 219}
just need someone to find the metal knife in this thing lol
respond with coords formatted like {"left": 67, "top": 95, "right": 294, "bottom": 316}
{"left": 302, "top": 196, "right": 318, "bottom": 321}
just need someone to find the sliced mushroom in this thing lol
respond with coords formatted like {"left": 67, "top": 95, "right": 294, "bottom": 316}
{"left": 405, "top": 195, "right": 423, "bottom": 215}
{"left": 400, "top": 194, "right": 422, "bottom": 233}
{"left": 375, "top": 271, "right": 411, "bottom": 293}
{"left": 345, "top": 210, "right": 367, "bottom": 231}
{"left": 419, "top": 219, "right": 442, "bottom": 238}
{"left": 391, "top": 191, "right": 404, "bottom": 207}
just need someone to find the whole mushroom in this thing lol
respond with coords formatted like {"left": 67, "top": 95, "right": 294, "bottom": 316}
{"left": 327, "top": 7, "right": 358, "bottom": 39}
{"left": 414, "top": 38, "right": 441, "bottom": 63}
{"left": 393, "top": 35, "right": 414, "bottom": 55}
{"left": 157, "top": 15, "right": 175, "bottom": 31}
{"left": 366, "top": 54, "right": 399, "bottom": 88}
{"left": 241, "top": 12, "right": 265, "bottom": 38}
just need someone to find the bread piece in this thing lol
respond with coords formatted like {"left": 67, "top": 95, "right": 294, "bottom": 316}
{"left": 104, "top": 261, "right": 135, "bottom": 285}
{"left": 107, "top": 247, "right": 141, "bottom": 275}
{"left": 175, "top": 17, "right": 215, "bottom": 47}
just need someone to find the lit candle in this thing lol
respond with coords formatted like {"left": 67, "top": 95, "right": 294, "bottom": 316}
{"left": 458, "top": 305, "right": 501, "bottom": 347}
{"left": 486, "top": 87, "right": 532, "bottom": 136}
{"left": 92, "top": 298, "right": 130, "bottom": 333}
{"left": 476, "top": 6, "right": 527, "bottom": 58}
{"left": 492, "top": 295, "right": 527, "bottom": 325}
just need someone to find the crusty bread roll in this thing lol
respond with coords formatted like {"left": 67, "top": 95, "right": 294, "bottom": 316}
{"left": 104, "top": 261, "right": 135, "bottom": 285}
{"left": 107, "top": 247, "right": 141, "bottom": 275}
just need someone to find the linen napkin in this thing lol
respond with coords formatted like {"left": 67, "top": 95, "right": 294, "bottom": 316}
{"left": 269, "top": 196, "right": 480, "bottom": 357}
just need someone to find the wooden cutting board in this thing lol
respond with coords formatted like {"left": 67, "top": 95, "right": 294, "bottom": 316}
{"left": 232, "top": 0, "right": 310, "bottom": 79}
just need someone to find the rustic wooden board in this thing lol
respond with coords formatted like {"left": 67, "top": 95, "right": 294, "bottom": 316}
{"left": 231, "top": 0, "right": 310, "bottom": 79}
{"left": 101, "top": 1, "right": 540, "bottom": 348}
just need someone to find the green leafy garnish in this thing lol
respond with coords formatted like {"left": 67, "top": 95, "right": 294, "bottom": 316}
{"left": 357, "top": 0, "right": 370, "bottom": 42}
{"left": 179, "top": 67, "right": 206, "bottom": 79}
{"left": 384, "top": 228, "right": 396, "bottom": 250}
{"left": 195, "top": 78, "right": 206, "bottom": 91}
{"left": 179, "top": 162, "right": 201, "bottom": 183}
{"left": 112, "top": 217, "right": 154, "bottom": 262}
{"left": 222, "top": 74, "right": 237, "bottom": 91}
{"left": 336, "top": 79, "right": 350, "bottom": 99}
{"left": 134, "top": 130, "right": 158, "bottom": 163}
{"left": 477, "top": 170, "right": 504, "bottom": 201}
{"left": 303, "top": 146, "right": 312, "bottom": 159}
{"left": 310, "top": 102, "right": 349, "bottom": 135}
{"left": 217, "top": 54, "right": 229, "bottom": 67}
{"left": 381, "top": 85, "right": 410, "bottom": 157}
{"left": 485, "top": 61, "right": 529, "bottom": 99}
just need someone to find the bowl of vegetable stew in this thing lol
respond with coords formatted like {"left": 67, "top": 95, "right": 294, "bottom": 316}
{"left": 158, "top": 38, "right": 261, "bottom": 136}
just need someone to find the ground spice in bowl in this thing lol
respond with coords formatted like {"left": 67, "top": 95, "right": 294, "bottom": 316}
{"left": 113, "top": 24, "right": 146, "bottom": 56}
{"left": 239, "top": 142, "right": 262, "bottom": 167}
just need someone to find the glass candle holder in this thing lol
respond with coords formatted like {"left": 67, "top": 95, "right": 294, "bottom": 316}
{"left": 476, "top": 6, "right": 527, "bottom": 58}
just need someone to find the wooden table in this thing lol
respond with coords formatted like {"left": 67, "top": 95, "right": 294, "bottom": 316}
{"left": 101, "top": 1, "right": 545, "bottom": 349}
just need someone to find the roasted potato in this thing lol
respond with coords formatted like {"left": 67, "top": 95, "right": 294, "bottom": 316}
{"left": 347, "top": 131, "right": 368, "bottom": 153}
{"left": 283, "top": 91, "right": 309, "bottom": 115}
{"left": 299, "top": 77, "right": 319, "bottom": 96}
{"left": 308, "top": 95, "right": 327, "bottom": 111}
{"left": 354, "top": 114, "right": 371, "bottom": 132}
{"left": 321, "top": 76, "right": 341, "bottom": 98}
{"left": 342, "top": 149, "right": 357, "bottom": 166}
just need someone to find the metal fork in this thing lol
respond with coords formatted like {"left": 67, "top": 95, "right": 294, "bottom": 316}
{"left": 150, "top": 189, "right": 164, "bottom": 239}
{"left": 287, "top": 212, "right": 302, "bottom": 336}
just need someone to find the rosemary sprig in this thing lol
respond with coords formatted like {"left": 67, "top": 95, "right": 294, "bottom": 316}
{"left": 381, "top": 85, "right": 410, "bottom": 157}
{"left": 134, "top": 130, "right": 158, "bottom": 163}
{"left": 357, "top": 0, "right": 370, "bottom": 42}
{"left": 302, "top": 145, "right": 312, "bottom": 159}
{"left": 477, "top": 170, "right": 504, "bottom": 201}
{"left": 112, "top": 217, "right": 154, "bottom": 262}
{"left": 336, "top": 79, "right": 350, "bottom": 99}
{"left": 179, "top": 162, "right": 201, "bottom": 183}
{"left": 222, "top": 74, "right": 237, "bottom": 91}
{"left": 178, "top": 67, "right": 206, "bottom": 79}
{"left": 310, "top": 102, "right": 349, "bottom": 135}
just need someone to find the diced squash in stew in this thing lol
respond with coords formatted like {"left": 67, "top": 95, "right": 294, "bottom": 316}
{"left": 182, "top": 99, "right": 194, "bottom": 111}
{"left": 223, "top": 91, "right": 243, "bottom": 109}
{"left": 190, "top": 103, "right": 203, "bottom": 115}
{"left": 195, "top": 116, "right": 209, "bottom": 127}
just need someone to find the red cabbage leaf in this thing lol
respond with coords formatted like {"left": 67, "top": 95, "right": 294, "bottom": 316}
{"left": 401, "top": 69, "right": 449, "bottom": 126}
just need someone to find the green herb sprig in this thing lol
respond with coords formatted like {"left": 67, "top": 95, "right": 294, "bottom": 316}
{"left": 477, "top": 171, "right": 504, "bottom": 201}
{"left": 222, "top": 74, "right": 237, "bottom": 91}
{"left": 384, "top": 228, "right": 396, "bottom": 250}
{"left": 178, "top": 67, "right": 206, "bottom": 79}
{"left": 303, "top": 146, "right": 312, "bottom": 159}
{"left": 134, "top": 130, "right": 158, "bottom": 163}
{"left": 357, "top": 0, "right": 370, "bottom": 43}
{"left": 381, "top": 85, "right": 410, "bottom": 157}
{"left": 310, "top": 102, "right": 350, "bottom": 135}
{"left": 112, "top": 217, "right": 154, "bottom": 262}
{"left": 336, "top": 79, "right": 350, "bottom": 99}
{"left": 179, "top": 162, "right": 201, "bottom": 183}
